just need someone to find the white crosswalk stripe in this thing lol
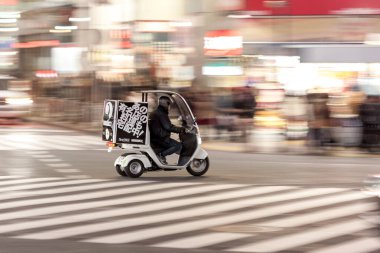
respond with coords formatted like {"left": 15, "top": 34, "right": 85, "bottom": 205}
{"left": 309, "top": 237, "right": 380, "bottom": 253}
{"left": 0, "top": 175, "right": 378, "bottom": 253}
{"left": 153, "top": 232, "right": 252, "bottom": 249}
{"left": 0, "top": 185, "right": 290, "bottom": 234}
{"left": 0, "top": 134, "right": 105, "bottom": 150}
{"left": 229, "top": 219, "right": 374, "bottom": 252}
{"left": 82, "top": 191, "right": 370, "bottom": 244}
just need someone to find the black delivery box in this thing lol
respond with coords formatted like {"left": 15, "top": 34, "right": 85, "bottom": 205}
{"left": 102, "top": 100, "right": 148, "bottom": 145}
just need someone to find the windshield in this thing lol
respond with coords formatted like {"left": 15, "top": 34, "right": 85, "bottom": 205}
{"left": 146, "top": 92, "right": 196, "bottom": 127}
{"left": 171, "top": 94, "right": 195, "bottom": 126}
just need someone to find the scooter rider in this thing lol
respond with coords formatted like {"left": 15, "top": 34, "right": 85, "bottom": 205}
{"left": 149, "top": 96, "right": 186, "bottom": 165}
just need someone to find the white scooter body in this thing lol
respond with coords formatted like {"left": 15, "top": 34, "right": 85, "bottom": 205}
{"left": 109, "top": 90, "right": 210, "bottom": 177}
{"left": 114, "top": 127, "right": 208, "bottom": 170}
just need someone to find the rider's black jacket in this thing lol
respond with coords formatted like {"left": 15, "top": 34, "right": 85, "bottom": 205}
{"left": 149, "top": 105, "right": 184, "bottom": 144}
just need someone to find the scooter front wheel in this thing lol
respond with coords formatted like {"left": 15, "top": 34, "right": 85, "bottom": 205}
{"left": 125, "top": 159, "right": 145, "bottom": 178}
{"left": 186, "top": 157, "right": 209, "bottom": 177}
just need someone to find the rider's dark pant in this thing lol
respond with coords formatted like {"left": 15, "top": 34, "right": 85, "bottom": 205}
{"left": 158, "top": 138, "right": 182, "bottom": 157}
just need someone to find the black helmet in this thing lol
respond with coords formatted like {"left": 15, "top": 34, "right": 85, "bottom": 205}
{"left": 159, "top": 96, "right": 172, "bottom": 108}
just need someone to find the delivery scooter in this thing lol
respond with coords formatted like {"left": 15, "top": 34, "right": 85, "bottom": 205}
{"left": 102, "top": 90, "right": 210, "bottom": 178}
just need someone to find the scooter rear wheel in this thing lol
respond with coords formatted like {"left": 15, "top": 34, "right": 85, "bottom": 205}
{"left": 186, "top": 157, "right": 209, "bottom": 177}
{"left": 115, "top": 165, "right": 128, "bottom": 177}
{"left": 125, "top": 159, "right": 145, "bottom": 178}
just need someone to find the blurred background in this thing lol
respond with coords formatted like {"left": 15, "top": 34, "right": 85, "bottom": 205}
{"left": 2, "top": 0, "right": 380, "bottom": 154}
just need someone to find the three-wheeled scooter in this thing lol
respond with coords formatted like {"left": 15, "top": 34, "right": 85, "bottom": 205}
{"left": 102, "top": 90, "right": 209, "bottom": 178}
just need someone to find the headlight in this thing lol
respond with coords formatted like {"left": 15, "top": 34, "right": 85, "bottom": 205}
{"left": 5, "top": 97, "right": 33, "bottom": 105}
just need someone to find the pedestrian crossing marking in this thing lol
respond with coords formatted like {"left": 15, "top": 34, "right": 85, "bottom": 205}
{"left": 0, "top": 177, "right": 60, "bottom": 187}
{"left": 0, "top": 134, "right": 104, "bottom": 150}
{"left": 20, "top": 187, "right": 326, "bottom": 240}
{"left": 18, "top": 135, "right": 72, "bottom": 150}
{"left": 65, "top": 175, "right": 91, "bottom": 179}
{"left": 153, "top": 232, "right": 252, "bottom": 249}
{"left": 26, "top": 151, "right": 49, "bottom": 154}
{"left": 0, "top": 178, "right": 101, "bottom": 195}
{"left": 0, "top": 182, "right": 240, "bottom": 221}
{"left": 31, "top": 154, "right": 55, "bottom": 159}
{"left": 38, "top": 158, "right": 63, "bottom": 163}
{"left": 0, "top": 176, "right": 377, "bottom": 253}
{"left": 0, "top": 180, "right": 186, "bottom": 210}
{"left": 0, "top": 129, "right": 74, "bottom": 133}
{"left": 47, "top": 163, "right": 71, "bottom": 168}
{"left": 0, "top": 175, "right": 23, "bottom": 180}
{"left": 309, "top": 237, "right": 380, "bottom": 253}
{"left": 53, "top": 168, "right": 80, "bottom": 173}
{"left": 228, "top": 219, "right": 374, "bottom": 252}
{"left": 257, "top": 202, "right": 377, "bottom": 228}
{"left": 81, "top": 191, "right": 369, "bottom": 244}
{"left": 0, "top": 186, "right": 289, "bottom": 234}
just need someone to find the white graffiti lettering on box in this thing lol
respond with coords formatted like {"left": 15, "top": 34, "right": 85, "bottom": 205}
{"left": 117, "top": 103, "right": 148, "bottom": 138}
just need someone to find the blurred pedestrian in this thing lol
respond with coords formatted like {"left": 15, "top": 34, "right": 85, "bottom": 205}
{"left": 232, "top": 86, "right": 256, "bottom": 141}
{"left": 306, "top": 90, "right": 331, "bottom": 147}
{"left": 359, "top": 95, "right": 380, "bottom": 151}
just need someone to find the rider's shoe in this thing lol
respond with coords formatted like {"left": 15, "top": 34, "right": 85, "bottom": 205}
{"left": 157, "top": 153, "right": 167, "bottom": 165}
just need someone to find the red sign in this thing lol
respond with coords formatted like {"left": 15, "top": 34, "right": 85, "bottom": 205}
{"left": 244, "top": 0, "right": 380, "bottom": 15}
{"left": 110, "top": 30, "right": 133, "bottom": 49}
{"left": 0, "top": 0, "right": 18, "bottom": 5}
{"left": 204, "top": 30, "right": 242, "bottom": 57}
{"left": 12, "top": 40, "right": 60, "bottom": 49}
{"left": 35, "top": 70, "right": 58, "bottom": 78}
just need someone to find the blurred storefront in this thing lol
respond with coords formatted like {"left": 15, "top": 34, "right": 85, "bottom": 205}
{"left": 198, "top": 0, "right": 380, "bottom": 143}
{"left": 0, "top": 0, "right": 19, "bottom": 76}
{"left": 8, "top": 0, "right": 196, "bottom": 125}
{"left": 5, "top": 0, "right": 380, "bottom": 149}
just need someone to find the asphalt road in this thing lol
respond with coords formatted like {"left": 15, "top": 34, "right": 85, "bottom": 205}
{"left": 0, "top": 122, "right": 379, "bottom": 253}
{"left": 1, "top": 122, "right": 379, "bottom": 187}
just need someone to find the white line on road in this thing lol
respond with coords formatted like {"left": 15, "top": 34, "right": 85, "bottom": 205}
{"left": 0, "top": 177, "right": 60, "bottom": 187}
{"left": 0, "top": 183, "right": 240, "bottom": 222}
{"left": 47, "top": 163, "right": 71, "bottom": 168}
{"left": 21, "top": 137, "right": 72, "bottom": 150}
{"left": 0, "top": 180, "right": 162, "bottom": 210}
{"left": 0, "top": 136, "right": 38, "bottom": 150}
{"left": 308, "top": 237, "right": 380, "bottom": 253}
{"left": 0, "top": 178, "right": 103, "bottom": 194}
{"left": 228, "top": 219, "right": 374, "bottom": 252}
{"left": 257, "top": 202, "right": 377, "bottom": 228}
{"left": 0, "top": 175, "right": 24, "bottom": 180}
{"left": 31, "top": 154, "right": 55, "bottom": 159}
{"left": 38, "top": 159, "right": 63, "bottom": 163}
{"left": 54, "top": 168, "right": 80, "bottom": 173}
{"left": 0, "top": 186, "right": 288, "bottom": 234}
{"left": 81, "top": 190, "right": 366, "bottom": 244}
{"left": 253, "top": 161, "right": 378, "bottom": 167}
{"left": 13, "top": 180, "right": 133, "bottom": 195}
{"left": 64, "top": 175, "right": 91, "bottom": 179}
{"left": 154, "top": 233, "right": 252, "bottom": 249}
{"left": 26, "top": 151, "right": 49, "bottom": 155}
{"left": 0, "top": 129, "right": 73, "bottom": 133}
